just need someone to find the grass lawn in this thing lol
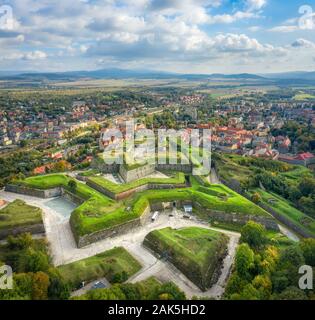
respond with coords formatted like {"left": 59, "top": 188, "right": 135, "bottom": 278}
{"left": 250, "top": 188, "right": 315, "bottom": 237}
{"left": 79, "top": 169, "right": 100, "bottom": 177}
{"left": 293, "top": 93, "right": 315, "bottom": 101}
{"left": 12, "top": 174, "right": 269, "bottom": 241}
{"left": 214, "top": 153, "right": 312, "bottom": 188}
{"left": 132, "top": 183, "right": 269, "bottom": 218}
{"left": 0, "top": 199, "right": 43, "bottom": 233}
{"left": 87, "top": 172, "right": 185, "bottom": 194}
{"left": 58, "top": 247, "right": 142, "bottom": 289}
{"left": 193, "top": 184, "right": 269, "bottom": 217}
{"left": 144, "top": 227, "right": 229, "bottom": 290}
{"left": 12, "top": 175, "right": 133, "bottom": 237}
{"left": 265, "top": 230, "right": 296, "bottom": 250}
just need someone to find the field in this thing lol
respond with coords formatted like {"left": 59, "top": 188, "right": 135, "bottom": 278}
{"left": 293, "top": 93, "right": 315, "bottom": 101}
{"left": 144, "top": 227, "right": 229, "bottom": 290}
{"left": 58, "top": 247, "right": 141, "bottom": 289}
{"left": 0, "top": 199, "right": 43, "bottom": 233}
{"left": 250, "top": 189, "right": 315, "bottom": 237}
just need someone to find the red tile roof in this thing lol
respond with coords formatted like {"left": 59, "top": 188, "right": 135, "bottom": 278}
{"left": 295, "top": 152, "right": 315, "bottom": 160}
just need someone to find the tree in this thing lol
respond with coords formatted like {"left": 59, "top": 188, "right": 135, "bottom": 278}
{"left": 271, "top": 271, "right": 289, "bottom": 293}
{"left": 24, "top": 248, "right": 50, "bottom": 273}
{"left": 152, "top": 282, "right": 186, "bottom": 300}
{"left": 225, "top": 273, "right": 248, "bottom": 298}
{"left": 235, "top": 244, "right": 255, "bottom": 279}
{"left": 47, "top": 268, "right": 70, "bottom": 300}
{"left": 68, "top": 180, "right": 77, "bottom": 192}
{"left": 7, "top": 233, "right": 33, "bottom": 250}
{"left": 259, "top": 246, "right": 279, "bottom": 275}
{"left": 240, "top": 221, "right": 267, "bottom": 250}
{"left": 85, "top": 285, "right": 126, "bottom": 300}
{"left": 251, "top": 192, "right": 262, "bottom": 204}
{"left": 230, "top": 284, "right": 260, "bottom": 300}
{"left": 20, "top": 140, "right": 28, "bottom": 148}
{"left": 299, "top": 178, "right": 315, "bottom": 197}
{"left": 299, "top": 239, "right": 315, "bottom": 266}
{"left": 288, "top": 186, "right": 302, "bottom": 203}
{"left": 112, "top": 271, "right": 128, "bottom": 284}
{"left": 53, "top": 160, "right": 71, "bottom": 173}
{"left": 32, "top": 272, "right": 50, "bottom": 300}
{"left": 274, "top": 286, "right": 308, "bottom": 300}
{"left": 279, "top": 246, "right": 305, "bottom": 268}
{"left": 120, "top": 283, "right": 141, "bottom": 300}
{"left": 278, "top": 246, "right": 305, "bottom": 286}
{"left": 252, "top": 275, "right": 272, "bottom": 300}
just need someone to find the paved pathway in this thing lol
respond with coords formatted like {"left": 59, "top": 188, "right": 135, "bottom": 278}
{"left": 0, "top": 190, "right": 239, "bottom": 299}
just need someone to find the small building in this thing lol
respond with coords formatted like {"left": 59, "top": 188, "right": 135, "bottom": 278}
{"left": 278, "top": 152, "right": 315, "bottom": 167}
{"left": 183, "top": 204, "right": 193, "bottom": 214}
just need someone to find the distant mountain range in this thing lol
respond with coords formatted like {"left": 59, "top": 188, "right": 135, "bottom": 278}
{"left": 1, "top": 68, "right": 315, "bottom": 82}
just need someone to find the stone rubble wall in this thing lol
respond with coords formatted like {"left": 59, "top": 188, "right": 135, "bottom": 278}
{"left": 119, "top": 164, "right": 155, "bottom": 183}
{"left": 75, "top": 205, "right": 151, "bottom": 248}
{"left": 5, "top": 184, "right": 63, "bottom": 198}
{"left": 86, "top": 179, "right": 186, "bottom": 201}
{"left": 0, "top": 224, "right": 45, "bottom": 240}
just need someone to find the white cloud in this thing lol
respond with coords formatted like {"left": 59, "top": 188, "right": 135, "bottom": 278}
{"left": 0, "top": 0, "right": 311, "bottom": 73}
{"left": 23, "top": 50, "right": 47, "bottom": 60}
{"left": 269, "top": 25, "right": 299, "bottom": 33}
{"left": 291, "top": 38, "right": 315, "bottom": 49}
{"left": 246, "top": 0, "right": 267, "bottom": 11}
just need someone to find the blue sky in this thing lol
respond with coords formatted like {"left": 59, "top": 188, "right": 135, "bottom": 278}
{"left": 0, "top": 0, "right": 315, "bottom": 73}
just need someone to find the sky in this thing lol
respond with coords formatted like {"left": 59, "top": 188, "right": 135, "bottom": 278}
{"left": 0, "top": 0, "right": 315, "bottom": 74}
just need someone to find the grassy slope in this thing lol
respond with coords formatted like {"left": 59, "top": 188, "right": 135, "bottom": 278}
{"left": 215, "top": 153, "right": 312, "bottom": 186}
{"left": 0, "top": 199, "right": 43, "bottom": 231}
{"left": 12, "top": 174, "right": 131, "bottom": 236}
{"left": 87, "top": 172, "right": 185, "bottom": 194}
{"left": 12, "top": 173, "right": 269, "bottom": 238}
{"left": 58, "top": 247, "right": 141, "bottom": 289}
{"left": 144, "top": 227, "right": 228, "bottom": 290}
{"left": 251, "top": 188, "right": 315, "bottom": 237}
{"left": 294, "top": 93, "right": 315, "bottom": 101}
{"left": 147, "top": 227, "right": 226, "bottom": 267}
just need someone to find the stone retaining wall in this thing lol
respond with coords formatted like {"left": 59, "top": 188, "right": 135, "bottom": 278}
{"left": 156, "top": 164, "right": 192, "bottom": 173}
{"left": 259, "top": 202, "right": 313, "bottom": 238}
{"left": 91, "top": 161, "right": 120, "bottom": 174}
{"left": 5, "top": 184, "right": 62, "bottom": 198}
{"left": 74, "top": 205, "right": 151, "bottom": 248}
{"left": 213, "top": 163, "right": 313, "bottom": 237}
{"left": 143, "top": 231, "right": 229, "bottom": 291}
{"left": 86, "top": 179, "right": 186, "bottom": 201}
{"left": 91, "top": 161, "right": 193, "bottom": 175}
{"left": 62, "top": 190, "right": 85, "bottom": 206}
{"left": 0, "top": 223, "right": 45, "bottom": 240}
{"left": 194, "top": 202, "right": 279, "bottom": 231}
{"left": 119, "top": 164, "right": 155, "bottom": 183}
